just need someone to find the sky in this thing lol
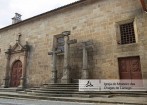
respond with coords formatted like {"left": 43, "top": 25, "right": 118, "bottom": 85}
{"left": 0, "top": 0, "right": 79, "bottom": 28}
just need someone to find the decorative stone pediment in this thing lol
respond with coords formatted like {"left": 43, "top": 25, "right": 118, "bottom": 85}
{"left": 6, "top": 34, "right": 29, "bottom": 54}
{"left": 11, "top": 42, "right": 24, "bottom": 52}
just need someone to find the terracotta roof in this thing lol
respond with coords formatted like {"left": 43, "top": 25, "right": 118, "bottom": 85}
{"left": 0, "top": 0, "right": 87, "bottom": 31}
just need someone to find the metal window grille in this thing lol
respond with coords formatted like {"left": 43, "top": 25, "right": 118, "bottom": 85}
{"left": 120, "top": 22, "right": 136, "bottom": 44}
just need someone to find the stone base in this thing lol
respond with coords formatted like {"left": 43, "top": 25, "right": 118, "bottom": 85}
{"left": 16, "top": 87, "right": 25, "bottom": 91}
{"left": 17, "top": 85, "right": 24, "bottom": 91}
{"left": 50, "top": 78, "right": 57, "bottom": 83}
{"left": 1, "top": 84, "right": 8, "bottom": 88}
{"left": 81, "top": 69, "right": 89, "bottom": 79}
{"left": 1, "top": 78, "right": 9, "bottom": 88}
{"left": 61, "top": 77, "right": 70, "bottom": 84}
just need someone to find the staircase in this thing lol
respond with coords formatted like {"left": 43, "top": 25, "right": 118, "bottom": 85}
{"left": 25, "top": 83, "right": 112, "bottom": 97}
{"left": 26, "top": 83, "right": 79, "bottom": 97}
{"left": 25, "top": 83, "right": 147, "bottom": 98}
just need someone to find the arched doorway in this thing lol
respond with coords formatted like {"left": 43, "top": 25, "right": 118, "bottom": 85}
{"left": 10, "top": 60, "right": 22, "bottom": 87}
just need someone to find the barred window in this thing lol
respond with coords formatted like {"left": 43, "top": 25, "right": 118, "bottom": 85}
{"left": 119, "top": 22, "right": 136, "bottom": 44}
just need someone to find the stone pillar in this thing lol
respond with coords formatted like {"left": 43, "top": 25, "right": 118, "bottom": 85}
{"left": 61, "top": 34, "right": 70, "bottom": 83}
{"left": 18, "top": 51, "right": 27, "bottom": 89}
{"left": 80, "top": 41, "right": 93, "bottom": 79}
{"left": 18, "top": 44, "right": 29, "bottom": 90}
{"left": 52, "top": 51, "right": 57, "bottom": 83}
{"left": 61, "top": 31, "right": 77, "bottom": 83}
{"left": 49, "top": 51, "right": 57, "bottom": 83}
{"left": 82, "top": 43, "right": 88, "bottom": 79}
{"left": 48, "top": 50, "right": 62, "bottom": 83}
{"left": 1, "top": 46, "right": 11, "bottom": 88}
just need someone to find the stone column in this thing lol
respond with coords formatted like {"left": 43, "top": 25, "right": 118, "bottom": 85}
{"left": 18, "top": 45, "right": 28, "bottom": 90}
{"left": 48, "top": 50, "right": 62, "bottom": 83}
{"left": 81, "top": 41, "right": 93, "bottom": 79}
{"left": 82, "top": 43, "right": 88, "bottom": 79}
{"left": 61, "top": 34, "right": 70, "bottom": 83}
{"left": 2, "top": 46, "right": 11, "bottom": 88}
{"left": 61, "top": 31, "right": 77, "bottom": 83}
{"left": 49, "top": 51, "right": 57, "bottom": 83}
{"left": 18, "top": 51, "right": 27, "bottom": 89}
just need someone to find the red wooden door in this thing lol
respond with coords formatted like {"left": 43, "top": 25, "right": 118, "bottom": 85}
{"left": 10, "top": 60, "right": 22, "bottom": 87}
{"left": 118, "top": 56, "right": 142, "bottom": 79}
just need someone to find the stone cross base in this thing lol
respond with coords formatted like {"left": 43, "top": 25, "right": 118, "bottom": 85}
{"left": 50, "top": 78, "right": 57, "bottom": 83}
{"left": 1, "top": 78, "right": 9, "bottom": 88}
{"left": 61, "top": 75, "right": 70, "bottom": 83}
{"left": 17, "top": 77, "right": 26, "bottom": 90}
{"left": 61, "top": 79, "right": 70, "bottom": 84}
{"left": 81, "top": 69, "right": 89, "bottom": 79}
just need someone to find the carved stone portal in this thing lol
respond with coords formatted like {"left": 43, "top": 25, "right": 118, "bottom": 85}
{"left": 2, "top": 34, "right": 29, "bottom": 90}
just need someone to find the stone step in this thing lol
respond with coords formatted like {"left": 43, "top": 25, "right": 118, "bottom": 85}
{"left": 26, "top": 88, "right": 78, "bottom": 92}
{"left": 39, "top": 88, "right": 78, "bottom": 91}
{"left": 27, "top": 91, "right": 113, "bottom": 98}
{"left": 26, "top": 88, "right": 147, "bottom": 94}
{"left": 43, "top": 84, "right": 79, "bottom": 88}
{"left": 43, "top": 83, "right": 78, "bottom": 86}
{"left": 41, "top": 87, "right": 79, "bottom": 89}
{"left": 27, "top": 90, "right": 73, "bottom": 93}
{"left": 72, "top": 94, "right": 113, "bottom": 98}
{"left": 25, "top": 88, "right": 147, "bottom": 95}
{"left": 44, "top": 85, "right": 78, "bottom": 87}
{"left": 0, "top": 88, "right": 17, "bottom": 92}
{"left": 27, "top": 92, "right": 72, "bottom": 97}
{"left": 27, "top": 92, "right": 99, "bottom": 98}
{"left": 43, "top": 86, "right": 79, "bottom": 88}
{"left": 26, "top": 90, "right": 113, "bottom": 96}
{"left": 110, "top": 91, "right": 147, "bottom": 96}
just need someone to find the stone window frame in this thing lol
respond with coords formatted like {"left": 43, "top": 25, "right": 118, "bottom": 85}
{"left": 116, "top": 18, "right": 138, "bottom": 45}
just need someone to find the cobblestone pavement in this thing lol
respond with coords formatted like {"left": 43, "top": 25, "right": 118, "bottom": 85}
{"left": 0, "top": 98, "right": 137, "bottom": 105}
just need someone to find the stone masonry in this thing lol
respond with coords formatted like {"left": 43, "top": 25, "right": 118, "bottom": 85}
{"left": 0, "top": 0, "right": 147, "bottom": 87}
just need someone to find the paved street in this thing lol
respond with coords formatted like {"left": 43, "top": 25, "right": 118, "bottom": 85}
{"left": 0, "top": 98, "right": 97, "bottom": 105}
{"left": 0, "top": 98, "right": 138, "bottom": 105}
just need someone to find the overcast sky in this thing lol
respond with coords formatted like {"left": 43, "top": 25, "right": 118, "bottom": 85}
{"left": 0, "top": 0, "right": 79, "bottom": 28}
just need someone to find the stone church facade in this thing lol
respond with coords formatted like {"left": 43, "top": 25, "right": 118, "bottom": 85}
{"left": 0, "top": 0, "right": 147, "bottom": 88}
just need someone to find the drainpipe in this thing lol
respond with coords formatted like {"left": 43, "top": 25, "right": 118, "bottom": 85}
{"left": 140, "top": 0, "right": 147, "bottom": 13}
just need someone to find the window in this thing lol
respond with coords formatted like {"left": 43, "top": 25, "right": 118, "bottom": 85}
{"left": 119, "top": 22, "right": 136, "bottom": 44}
{"left": 56, "top": 37, "right": 64, "bottom": 52}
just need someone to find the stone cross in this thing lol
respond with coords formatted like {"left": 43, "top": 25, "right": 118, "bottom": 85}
{"left": 16, "top": 33, "right": 21, "bottom": 43}
{"left": 61, "top": 31, "right": 77, "bottom": 83}
{"left": 79, "top": 40, "right": 93, "bottom": 79}
{"left": 48, "top": 49, "right": 62, "bottom": 83}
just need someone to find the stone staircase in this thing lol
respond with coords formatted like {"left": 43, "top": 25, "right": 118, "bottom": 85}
{"left": 26, "top": 83, "right": 78, "bottom": 97}
{"left": 25, "top": 83, "right": 147, "bottom": 98}
{"left": 0, "top": 84, "right": 146, "bottom": 98}
{"left": 25, "top": 83, "right": 112, "bottom": 97}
